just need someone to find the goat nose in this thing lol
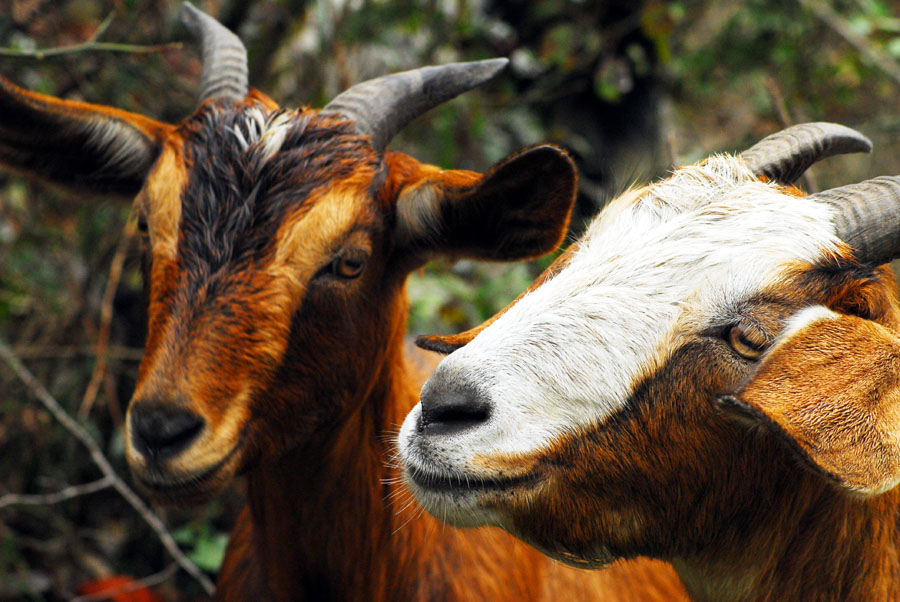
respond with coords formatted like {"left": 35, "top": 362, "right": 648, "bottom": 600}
{"left": 419, "top": 383, "right": 490, "bottom": 436}
{"left": 130, "top": 404, "right": 205, "bottom": 462}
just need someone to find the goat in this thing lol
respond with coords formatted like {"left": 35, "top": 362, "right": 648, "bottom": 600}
{"left": 399, "top": 122, "right": 900, "bottom": 601}
{"left": 0, "top": 4, "right": 689, "bottom": 600}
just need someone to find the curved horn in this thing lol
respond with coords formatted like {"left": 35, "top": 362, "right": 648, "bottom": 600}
{"left": 180, "top": 2, "right": 248, "bottom": 104}
{"left": 322, "top": 58, "right": 508, "bottom": 151}
{"left": 807, "top": 176, "right": 900, "bottom": 266}
{"left": 739, "top": 122, "right": 871, "bottom": 184}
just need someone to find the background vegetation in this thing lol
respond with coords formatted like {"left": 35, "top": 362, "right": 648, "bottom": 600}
{"left": 2, "top": 0, "right": 900, "bottom": 599}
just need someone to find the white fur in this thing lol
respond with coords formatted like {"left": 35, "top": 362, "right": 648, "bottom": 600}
{"left": 84, "top": 117, "right": 154, "bottom": 172}
{"left": 232, "top": 106, "right": 296, "bottom": 173}
{"left": 395, "top": 181, "right": 442, "bottom": 244}
{"left": 779, "top": 304, "right": 838, "bottom": 340}
{"left": 400, "top": 155, "right": 842, "bottom": 468}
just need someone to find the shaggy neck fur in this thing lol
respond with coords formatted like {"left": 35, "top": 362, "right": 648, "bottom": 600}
{"left": 617, "top": 331, "right": 900, "bottom": 602}
{"left": 673, "top": 456, "right": 900, "bottom": 602}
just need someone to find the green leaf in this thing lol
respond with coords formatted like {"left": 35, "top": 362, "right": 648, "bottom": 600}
{"left": 190, "top": 533, "right": 229, "bottom": 572}
{"left": 171, "top": 524, "right": 195, "bottom": 545}
{"left": 887, "top": 37, "right": 900, "bottom": 59}
{"left": 849, "top": 15, "right": 874, "bottom": 37}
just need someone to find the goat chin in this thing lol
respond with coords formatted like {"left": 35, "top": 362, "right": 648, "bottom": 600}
{"left": 130, "top": 452, "right": 239, "bottom": 507}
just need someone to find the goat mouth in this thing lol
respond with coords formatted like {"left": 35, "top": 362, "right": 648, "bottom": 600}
{"left": 135, "top": 444, "right": 241, "bottom": 502}
{"left": 405, "top": 465, "right": 542, "bottom": 495}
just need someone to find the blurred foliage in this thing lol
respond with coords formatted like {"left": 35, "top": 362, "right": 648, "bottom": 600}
{"left": 2, "top": 0, "right": 900, "bottom": 599}
{"left": 171, "top": 524, "right": 227, "bottom": 574}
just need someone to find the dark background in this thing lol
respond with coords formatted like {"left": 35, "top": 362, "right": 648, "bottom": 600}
{"left": 2, "top": 0, "right": 900, "bottom": 599}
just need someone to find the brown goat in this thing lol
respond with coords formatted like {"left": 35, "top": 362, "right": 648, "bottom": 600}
{"left": 0, "top": 4, "right": 689, "bottom": 600}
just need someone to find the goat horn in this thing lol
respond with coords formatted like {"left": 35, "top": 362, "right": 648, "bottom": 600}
{"left": 322, "top": 58, "right": 509, "bottom": 151}
{"left": 180, "top": 2, "right": 248, "bottom": 104}
{"left": 807, "top": 176, "right": 900, "bottom": 266}
{"left": 739, "top": 122, "right": 871, "bottom": 184}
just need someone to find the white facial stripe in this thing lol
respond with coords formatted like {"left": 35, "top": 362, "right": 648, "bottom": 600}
{"left": 779, "top": 305, "right": 838, "bottom": 340}
{"left": 413, "top": 155, "right": 842, "bottom": 458}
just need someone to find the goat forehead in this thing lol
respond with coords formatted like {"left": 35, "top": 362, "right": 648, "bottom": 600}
{"left": 489, "top": 157, "right": 840, "bottom": 337}
{"left": 135, "top": 104, "right": 381, "bottom": 350}
{"left": 540, "top": 160, "right": 835, "bottom": 312}
{"left": 147, "top": 105, "right": 378, "bottom": 285}
{"left": 440, "top": 157, "right": 842, "bottom": 448}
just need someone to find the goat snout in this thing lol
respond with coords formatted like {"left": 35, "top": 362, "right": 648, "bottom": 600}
{"left": 129, "top": 403, "right": 205, "bottom": 462}
{"left": 419, "top": 381, "right": 491, "bottom": 436}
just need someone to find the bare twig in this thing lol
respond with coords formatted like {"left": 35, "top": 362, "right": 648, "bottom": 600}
{"left": 800, "top": 0, "right": 900, "bottom": 88}
{"left": 0, "top": 476, "right": 113, "bottom": 510}
{"left": 0, "top": 339, "right": 215, "bottom": 596}
{"left": 0, "top": 41, "right": 182, "bottom": 59}
{"left": 665, "top": 131, "right": 678, "bottom": 171}
{"left": 70, "top": 563, "right": 178, "bottom": 602}
{"left": 0, "top": 12, "right": 182, "bottom": 59}
{"left": 89, "top": 12, "right": 117, "bottom": 44}
{"left": 10, "top": 345, "right": 143, "bottom": 361}
{"left": 765, "top": 77, "right": 818, "bottom": 193}
{"left": 765, "top": 77, "right": 793, "bottom": 129}
{"left": 658, "top": 96, "right": 679, "bottom": 170}
{"left": 79, "top": 215, "right": 138, "bottom": 421}
{"left": 103, "top": 369, "right": 124, "bottom": 427}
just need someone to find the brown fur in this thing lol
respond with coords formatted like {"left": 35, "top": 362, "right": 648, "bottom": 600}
{"left": 728, "top": 309, "right": 900, "bottom": 494}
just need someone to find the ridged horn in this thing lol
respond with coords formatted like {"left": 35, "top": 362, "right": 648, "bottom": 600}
{"left": 807, "top": 176, "right": 900, "bottom": 266}
{"left": 739, "top": 122, "right": 871, "bottom": 184}
{"left": 322, "top": 58, "right": 509, "bottom": 151}
{"left": 180, "top": 2, "right": 248, "bottom": 104}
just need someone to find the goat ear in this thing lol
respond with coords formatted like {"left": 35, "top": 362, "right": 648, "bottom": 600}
{"left": 416, "top": 242, "right": 579, "bottom": 354}
{"left": 416, "top": 323, "right": 487, "bottom": 355}
{"left": 0, "top": 76, "right": 171, "bottom": 199}
{"left": 393, "top": 144, "right": 576, "bottom": 263}
{"left": 719, "top": 306, "right": 900, "bottom": 495}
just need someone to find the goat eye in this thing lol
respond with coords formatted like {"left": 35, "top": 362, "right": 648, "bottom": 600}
{"left": 727, "top": 323, "right": 770, "bottom": 360}
{"left": 333, "top": 250, "right": 367, "bottom": 279}
{"left": 137, "top": 216, "right": 148, "bottom": 235}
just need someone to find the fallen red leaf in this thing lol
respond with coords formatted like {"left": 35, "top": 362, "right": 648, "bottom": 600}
{"left": 77, "top": 576, "right": 165, "bottom": 602}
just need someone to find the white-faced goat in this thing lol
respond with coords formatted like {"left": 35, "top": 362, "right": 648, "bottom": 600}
{"left": 400, "top": 123, "right": 900, "bottom": 601}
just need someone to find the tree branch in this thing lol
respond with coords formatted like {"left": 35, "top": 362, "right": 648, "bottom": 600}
{"left": 0, "top": 476, "right": 113, "bottom": 510}
{"left": 0, "top": 339, "right": 215, "bottom": 596}
{"left": 800, "top": 0, "right": 900, "bottom": 88}
{"left": 0, "top": 12, "right": 182, "bottom": 59}
{"left": 79, "top": 215, "right": 137, "bottom": 421}
{"left": 10, "top": 345, "right": 143, "bottom": 361}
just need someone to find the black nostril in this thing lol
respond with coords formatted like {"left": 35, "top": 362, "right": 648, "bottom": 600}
{"left": 419, "top": 384, "right": 491, "bottom": 436}
{"left": 130, "top": 404, "right": 205, "bottom": 462}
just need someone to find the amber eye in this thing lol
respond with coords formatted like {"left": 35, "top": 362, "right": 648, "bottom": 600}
{"left": 333, "top": 250, "right": 367, "bottom": 279}
{"left": 727, "top": 322, "right": 770, "bottom": 360}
